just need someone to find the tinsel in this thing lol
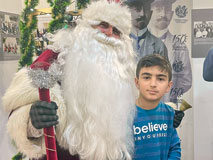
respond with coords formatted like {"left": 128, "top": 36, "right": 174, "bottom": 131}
{"left": 28, "top": 62, "right": 63, "bottom": 89}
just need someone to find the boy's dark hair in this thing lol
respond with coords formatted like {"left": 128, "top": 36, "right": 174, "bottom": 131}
{"left": 136, "top": 54, "right": 172, "bottom": 81}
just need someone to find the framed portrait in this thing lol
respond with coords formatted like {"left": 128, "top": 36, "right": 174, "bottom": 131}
{"left": 0, "top": 11, "right": 20, "bottom": 61}
{"left": 192, "top": 9, "right": 213, "bottom": 58}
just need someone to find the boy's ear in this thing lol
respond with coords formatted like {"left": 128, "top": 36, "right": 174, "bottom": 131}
{"left": 166, "top": 80, "right": 173, "bottom": 93}
{"left": 135, "top": 77, "right": 139, "bottom": 89}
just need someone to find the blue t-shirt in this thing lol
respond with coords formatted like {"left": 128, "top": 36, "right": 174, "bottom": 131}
{"left": 133, "top": 102, "right": 181, "bottom": 160}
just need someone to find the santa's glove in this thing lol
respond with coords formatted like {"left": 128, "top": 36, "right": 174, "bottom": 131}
{"left": 173, "top": 110, "right": 185, "bottom": 128}
{"left": 30, "top": 101, "right": 59, "bottom": 129}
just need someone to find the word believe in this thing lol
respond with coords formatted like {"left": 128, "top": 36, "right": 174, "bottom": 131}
{"left": 133, "top": 122, "right": 168, "bottom": 134}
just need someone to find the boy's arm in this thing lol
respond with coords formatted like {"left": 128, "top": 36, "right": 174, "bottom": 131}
{"left": 203, "top": 48, "right": 213, "bottom": 81}
{"left": 168, "top": 129, "right": 181, "bottom": 160}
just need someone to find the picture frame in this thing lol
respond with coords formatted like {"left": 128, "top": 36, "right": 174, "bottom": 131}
{"left": 0, "top": 11, "right": 20, "bottom": 61}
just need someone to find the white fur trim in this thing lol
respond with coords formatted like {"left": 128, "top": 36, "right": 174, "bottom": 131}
{"left": 2, "top": 68, "right": 39, "bottom": 112}
{"left": 165, "top": 102, "right": 177, "bottom": 110}
{"left": 7, "top": 104, "right": 46, "bottom": 158}
{"left": 50, "top": 84, "right": 69, "bottom": 149}
{"left": 82, "top": 0, "right": 132, "bottom": 36}
{"left": 3, "top": 67, "right": 69, "bottom": 158}
{"left": 27, "top": 120, "right": 43, "bottom": 138}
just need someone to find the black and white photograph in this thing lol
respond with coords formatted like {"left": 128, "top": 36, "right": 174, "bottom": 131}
{"left": 192, "top": 9, "right": 213, "bottom": 58}
{"left": 0, "top": 11, "right": 20, "bottom": 60}
{"left": 0, "top": 13, "right": 19, "bottom": 36}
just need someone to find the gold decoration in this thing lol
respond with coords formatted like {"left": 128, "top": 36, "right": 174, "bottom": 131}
{"left": 33, "top": 8, "right": 52, "bottom": 15}
{"left": 32, "top": 8, "right": 82, "bottom": 16}
{"left": 180, "top": 99, "right": 192, "bottom": 112}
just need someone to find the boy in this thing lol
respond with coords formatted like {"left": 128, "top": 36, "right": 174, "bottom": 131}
{"left": 133, "top": 54, "right": 181, "bottom": 160}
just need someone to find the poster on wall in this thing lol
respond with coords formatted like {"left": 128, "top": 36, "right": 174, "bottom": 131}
{"left": 127, "top": 0, "right": 192, "bottom": 104}
{"left": 0, "top": 11, "right": 20, "bottom": 61}
{"left": 192, "top": 9, "right": 213, "bottom": 58}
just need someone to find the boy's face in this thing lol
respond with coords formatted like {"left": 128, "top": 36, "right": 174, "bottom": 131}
{"left": 135, "top": 65, "right": 172, "bottom": 103}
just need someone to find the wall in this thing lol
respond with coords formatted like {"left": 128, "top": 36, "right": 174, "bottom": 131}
{"left": 0, "top": 0, "right": 22, "bottom": 14}
{"left": 193, "top": 0, "right": 213, "bottom": 9}
{"left": 0, "top": 61, "right": 18, "bottom": 160}
{"left": 0, "top": 0, "right": 22, "bottom": 159}
{"left": 168, "top": 1, "right": 194, "bottom": 160}
{"left": 1, "top": 0, "right": 213, "bottom": 160}
{"left": 192, "top": 1, "right": 213, "bottom": 160}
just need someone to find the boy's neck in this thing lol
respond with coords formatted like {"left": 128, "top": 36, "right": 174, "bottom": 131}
{"left": 136, "top": 97, "right": 160, "bottom": 110}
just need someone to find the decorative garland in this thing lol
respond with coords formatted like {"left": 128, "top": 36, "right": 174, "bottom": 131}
{"left": 77, "top": 0, "right": 90, "bottom": 9}
{"left": 18, "top": 0, "right": 90, "bottom": 68}
{"left": 12, "top": 152, "right": 25, "bottom": 160}
{"left": 47, "top": 0, "right": 71, "bottom": 33}
{"left": 18, "top": 0, "right": 39, "bottom": 68}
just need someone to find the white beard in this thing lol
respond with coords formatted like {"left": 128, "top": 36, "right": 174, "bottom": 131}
{"left": 51, "top": 24, "right": 136, "bottom": 160}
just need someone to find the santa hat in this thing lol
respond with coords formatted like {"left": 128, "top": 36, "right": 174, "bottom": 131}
{"left": 82, "top": 0, "right": 132, "bottom": 36}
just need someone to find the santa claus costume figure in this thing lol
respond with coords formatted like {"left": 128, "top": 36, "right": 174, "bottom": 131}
{"left": 2, "top": 0, "right": 137, "bottom": 160}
